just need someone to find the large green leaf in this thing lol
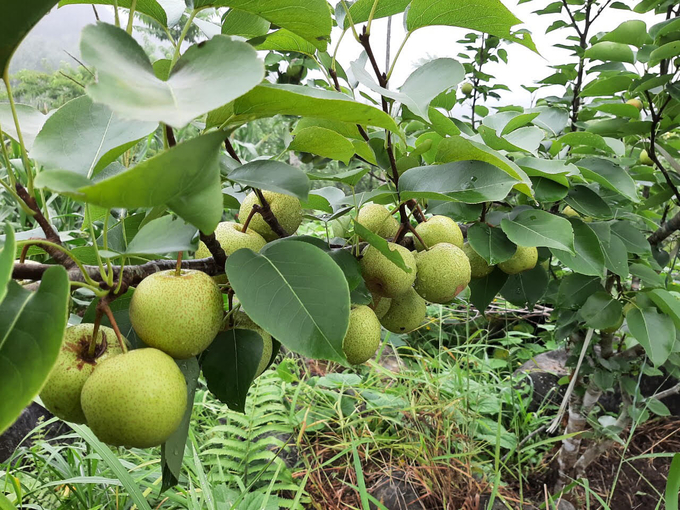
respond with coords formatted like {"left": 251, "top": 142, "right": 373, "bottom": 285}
{"left": 500, "top": 266, "right": 548, "bottom": 308}
{"left": 0, "top": 104, "right": 46, "bottom": 151}
{"left": 627, "top": 307, "right": 676, "bottom": 366}
{"left": 551, "top": 219, "right": 605, "bottom": 277}
{"left": 36, "top": 132, "right": 225, "bottom": 233}
{"left": 577, "top": 158, "right": 638, "bottom": 202}
{"left": 600, "top": 20, "right": 651, "bottom": 48}
{"left": 226, "top": 241, "right": 351, "bottom": 364}
{"left": 222, "top": 9, "right": 270, "bottom": 38}
{"left": 585, "top": 42, "right": 635, "bottom": 63}
{"left": 578, "top": 292, "right": 622, "bottom": 330}
{"left": 202, "top": 329, "right": 263, "bottom": 413}
{"left": 564, "top": 184, "right": 613, "bottom": 218}
{"left": 399, "top": 161, "right": 519, "bottom": 204}
{"left": 611, "top": 220, "right": 650, "bottom": 255}
{"left": 558, "top": 132, "right": 614, "bottom": 154}
{"left": 227, "top": 160, "right": 310, "bottom": 200}
{"left": 81, "top": 24, "right": 264, "bottom": 128}
{"left": 557, "top": 274, "right": 603, "bottom": 309}
{"left": 124, "top": 216, "right": 198, "bottom": 256}
{"left": 31, "top": 96, "right": 157, "bottom": 177}
{"left": 289, "top": 127, "right": 355, "bottom": 165}
{"left": 500, "top": 210, "right": 575, "bottom": 252}
{"left": 1, "top": 0, "right": 59, "bottom": 75}
{"left": 580, "top": 75, "right": 635, "bottom": 97}
{"left": 469, "top": 267, "right": 508, "bottom": 311}
{"left": 600, "top": 234, "right": 629, "bottom": 278}
{"left": 647, "top": 289, "right": 680, "bottom": 331}
{"left": 0, "top": 225, "right": 15, "bottom": 305}
{"left": 206, "top": 84, "right": 399, "bottom": 133}
{"left": 344, "top": 0, "right": 411, "bottom": 28}
{"left": 194, "top": 0, "right": 332, "bottom": 51}
{"left": 0, "top": 266, "right": 70, "bottom": 434}
{"left": 515, "top": 156, "right": 579, "bottom": 187}
{"left": 406, "top": 0, "right": 535, "bottom": 51}
{"left": 251, "top": 29, "right": 317, "bottom": 58}
{"left": 59, "top": 0, "right": 180, "bottom": 27}
{"left": 467, "top": 223, "right": 515, "bottom": 265}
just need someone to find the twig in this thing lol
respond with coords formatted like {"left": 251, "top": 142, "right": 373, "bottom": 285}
{"left": 224, "top": 137, "right": 241, "bottom": 163}
{"left": 102, "top": 301, "right": 128, "bottom": 353}
{"left": 648, "top": 209, "right": 680, "bottom": 245}
{"left": 199, "top": 232, "right": 227, "bottom": 269}
{"left": 650, "top": 381, "right": 680, "bottom": 401}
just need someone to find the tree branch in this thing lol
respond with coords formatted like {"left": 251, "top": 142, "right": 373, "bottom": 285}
{"left": 199, "top": 232, "right": 227, "bottom": 269}
{"left": 648, "top": 209, "right": 680, "bottom": 246}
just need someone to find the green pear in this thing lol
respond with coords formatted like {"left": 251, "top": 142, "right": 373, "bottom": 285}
{"left": 461, "top": 82, "right": 473, "bottom": 95}
{"left": 360, "top": 243, "right": 417, "bottom": 298}
{"left": 81, "top": 348, "right": 187, "bottom": 448}
{"left": 238, "top": 190, "right": 303, "bottom": 241}
{"left": 626, "top": 98, "right": 642, "bottom": 110}
{"left": 462, "top": 243, "right": 494, "bottom": 279}
{"left": 40, "top": 324, "right": 127, "bottom": 424}
{"left": 229, "top": 311, "right": 274, "bottom": 377}
{"left": 562, "top": 206, "right": 580, "bottom": 218}
{"left": 414, "top": 216, "right": 463, "bottom": 251}
{"left": 331, "top": 215, "right": 352, "bottom": 239}
{"left": 371, "top": 292, "right": 392, "bottom": 320}
{"left": 639, "top": 149, "right": 654, "bottom": 166}
{"left": 380, "top": 288, "right": 427, "bottom": 334}
{"left": 343, "top": 305, "right": 382, "bottom": 365}
{"left": 130, "top": 269, "right": 223, "bottom": 359}
{"left": 498, "top": 246, "right": 538, "bottom": 275}
{"left": 601, "top": 313, "right": 624, "bottom": 333}
{"left": 195, "top": 221, "right": 266, "bottom": 258}
{"left": 357, "top": 203, "right": 399, "bottom": 239}
{"left": 414, "top": 243, "right": 471, "bottom": 303}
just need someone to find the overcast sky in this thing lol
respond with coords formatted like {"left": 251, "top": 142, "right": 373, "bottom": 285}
{"left": 13, "top": 1, "right": 666, "bottom": 111}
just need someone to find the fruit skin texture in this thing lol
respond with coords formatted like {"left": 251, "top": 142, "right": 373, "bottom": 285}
{"left": 498, "top": 246, "right": 538, "bottom": 275}
{"left": 231, "top": 311, "right": 273, "bottom": 377}
{"left": 342, "top": 305, "right": 382, "bottom": 365}
{"left": 195, "top": 221, "right": 266, "bottom": 258}
{"left": 40, "top": 324, "right": 126, "bottom": 424}
{"left": 380, "top": 288, "right": 427, "bottom": 334}
{"left": 461, "top": 82, "right": 473, "bottom": 95}
{"left": 238, "top": 191, "right": 302, "bottom": 241}
{"left": 81, "top": 348, "right": 187, "bottom": 448}
{"left": 626, "top": 98, "right": 642, "bottom": 110}
{"left": 414, "top": 243, "right": 471, "bottom": 303}
{"left": 462, "top": 243, "right": 494, "bottom": 279}
{"left": 360, "top": 243, "right": 417, "bottom": 298}
{"left": 414, "top": 216, "right": 463, "bottom": 251}
{"left": 639, "top": 149, "right": 654, "bottom": 166}
{"left": 357, "top": 203, "right": 399, "bottom": 239}
{"left": 130, "top": 269, "right": 223, "bottom": 359}
{"left": 371, "top": 293, "right": 392, "bottom": 319}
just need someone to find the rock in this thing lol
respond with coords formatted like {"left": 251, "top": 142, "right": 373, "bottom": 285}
{"left": 369, "top": 470, "right": 423, "bottom": 510}
{"left": 0, "top": 403, "right": 70, "bottom": 463}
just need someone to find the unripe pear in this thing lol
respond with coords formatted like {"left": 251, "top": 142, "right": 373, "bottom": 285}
{"left": 130, "top": 269, "right": 223, "bottom": 359}
{"left": 380, "top": 288, "right": 427, "bottom": 334}
{"left": 461, "top": 82, "right": 473, "bottom": 95}
{"left": 230, "top": 311, "right": 273, "bottom": 377}
{"left": 40, "top": 324, "right": 127, "bottom": 424}
{"left": 81, "top": 348, "right": 187, "bottom": 448}
{"left": 342, "top": 305, "right": 382, "bottom": 365}
{"left": 639, "top": 149, "right": 654, "bottom": 166}
{"left": 498, "top": 246, "right": 538, "bottom": 275}
{"left": 357, "top": 203, "right": 399, "bottom": 239}
{"left": 371, "top": 292, "right": 392, "bottom": 319}
{"left": 601, "top": 313, "right": 624, "bottom": 333}
{"left": 562, "top": 206, "right": 580, "bottom": 218}
{"left": 331, "top": 215, "right": 352, "bottom": 238}
{"left": 195, "top": 221, "right": 266, "bottom": 258}
{"left": 414, "top": 243, "right": 471, "bottom": 303}
{"left": 238, "top": 191, "right": 303, "bottom": 241}
{"left": 462, "top": 243, "right": 494, "bottom": 279}
{"left": 626, "top": 98, "right": 642, "bottom": 110}
{"left": 414, "top": 216, "right": 463, "bottom": 251}
{"left": 360, "top": 243, "right": 417, "bottom": 298}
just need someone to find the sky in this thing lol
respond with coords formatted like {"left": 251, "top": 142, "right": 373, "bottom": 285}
{"left": 11, "top": 1, "right": 667, "bottom": 111}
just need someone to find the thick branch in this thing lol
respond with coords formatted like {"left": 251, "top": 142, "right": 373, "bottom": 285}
{"left": 648, "top": 209, "right": 680, "bottom": 245}
{"left": 199, "top": 232, "right": 227, "bottom": 269}
{"left": 252, "top": 193, "right": 289, "bottom": 238}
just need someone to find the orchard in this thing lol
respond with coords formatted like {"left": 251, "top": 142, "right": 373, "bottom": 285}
{"left": 1, "top": 0, "right": 680, "bottom": 508}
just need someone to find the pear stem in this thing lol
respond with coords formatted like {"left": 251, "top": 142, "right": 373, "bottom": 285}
{"left": 19, "top": 244, "right": 29, "bottom": 263}
{"left": 241, "top": 206, "right": 258, "bottom": 232}
{"left": 408, "top": 223, "right": 429, "bottom": 250}
{"left": 89, "top": 307, "right": 103, "bottom": 358}
{"left": 175, "top": 251, "right": 183, "bottom": 276}
{"left": 102, "top": 303, "right": 127, "bottom": 354}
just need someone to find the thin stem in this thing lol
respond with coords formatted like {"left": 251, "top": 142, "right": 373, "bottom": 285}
{"left": 0, "top": 179, "right": 35, "bottom": 216}
{"left": 86, "top": 204, "right": 108, "bottom": 283}
{"left": 0, "top": 121, "right": 17, "bottom": 186}
{"left": 241, "top": 206, "right": 258, "bottom": 232}
{"left": 169, "top": 10, "right": 199, "bottom": 70}
{"left": 103, "top": 303, "right": 128, "bottom": 353}
{"left": 102, "top": 210, "right": 114, "bottom": 286}
{"left": 126, "top": 0, "right": 137, "bottom": 34}
{"left": 89, "top": 307, "right": 103, "bottom": 358}
{"left": 113, "top": 0, "right": 120, "bottom": 27}
{"left": 16, "top": 239, "right": 99, "bottom": 286}
{"left": 175, "top": 251, "right": 183, "bottom": 276}
{"left": 331, "top": 29, "right": 348, "bottom": 72}
{"left": 385, "top": 32, "right": 412, "bottom": 82}
{"left": 3, "top": 71, "right": 35, "bottom": 195}
{"left": 114, "top": 257, "right": 126, "bottom": 295}
{"left": 340, "top": 0, "right": 360, "bottom": 41}
{"left": 365, "top": 0, "right": 380, "bottom": 35}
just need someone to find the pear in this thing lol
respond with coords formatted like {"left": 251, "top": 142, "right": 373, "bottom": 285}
{"left": 639, "top": 149, "right": 654, "bottom": 166}
{"left": 371, "top": 292, "right": 392, "bottom": 320}
{"left": 195, "top": 221, "right": 266, "bottom": 258}
{"left": 357, "top": 203, "right": 399, "bottom": 239}
{"left": 414, "top": 216, "right": 463, "bottom": 251}
{"left": 380, "top": 288, "right": 427, "bottom": 334}
{"left": 601, "top": 313, "right": 624, "bottom": 333}
{"left": 461, "top": 82, "right": 473, "bottom": 95}
{"left": 229, "top": 311, "right": 273, "bottom": 377}
{"left": 238, "top": 190, "right": 302, "bottom": 241}
{"left": 81, "top": 348, "right": 187, "bottom": 448}
{"left": 130, "top": 269, "right": 223, "bottom": 359}
{"left": 626, "top": 98, "right": 642, "bottom": 110}
{"left": 343, "top": 305, "right": 382, "bottom": 365}
{"left": 498, "top": 246, "right": 538, "bottom": 275}
{"left": 562, "top": 206, "right": 580, "bottom": 218}
{"left": 414, "top": 243, "right": 471, "bottom": 303}
{"left": 462, "top": 243, "right": 494, "bottom": 279}
{"left": 40, "top": 324, "right": 127, "bottom": 424}
{"left": 360, "top": 243, "right": 417, "bottom": 298}
{"left": 331, "top": 215, "right": 352, "bottom": 239}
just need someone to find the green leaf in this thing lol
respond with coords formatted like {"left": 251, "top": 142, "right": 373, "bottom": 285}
{"left": 564, "top": 185, "right": 613, "bottom": 218}
{"left": 627, "top": 307, "right": 676, "bottom": 366}
{"left": 516, "top": 156, "right": 579, "bottom": 187}
{"left": 222, "top": 9, "right": 270, "bottom": 38}
{"left": 0, "top": 225, "right": 15, "bottom": 305}
{"left": 289, "top": 127, "right": 355, "bottom": 165}
{"left": 469, "top": 267, "right": 508, "bottom": 311}
{"left": 195, "top": 0, "right": 332, "bottom": 51}
{"left": 1, "top": 0, "right": 59, "bottom": 74}
{"left": 647, "top": 398, "right": 670, "bottom": 417}
{"left": 399, "top": 161, "right": 519, "bottom": 204}
{"left": 500, "top": 112, "right": 540, "bottom": 135}
{"left": 309, "top": 167, "right": 370, "bottom": 187}
{"left": 0, "top": 494, "right": 16, "bottom": 510}
{"left": 551, "top": 219, "right": 605, "bottom": 277}
{"left": 589, "top": 102, "right": 641, "bottom": 119}
{"left": 226, "top": 241, "right": 350, "bottom": 364}
{"left": 406, "top": 0, "right": 536, "bottom": 52}
{"left": 558, "top": 132, "right": 614, "bottom": 154}
{"left": 125, "top": 216, "right": 198, "bottom": 256}
{"left": 161, "top": 357, "right": 199, "bottom": 493}
{"left": 0, "top": 267, "right": 70, "bottom": 434}
{"left": 501, "top": 210, "right": 575, "bottom": 252}
{"left": 250, "top": 29, "right": 317, "bottom": 58}
{"left": 81, "top": 24, "right": 264, "bottom": 128}
{"left": 577, "top": 158, "right": 639, "bottom": 202}
{"left": 629, "top": 263, "right": 665, "bottom": 288}
{"left": 344, "top": 0, "right": 411, "bottom": 28}
{"left": 532, "top": 177, "right": 568, "bottom": 203}
{"left": 207, "top": 84, "right": 400, "bottom": 134}
{"left": 31, "top": 96, "right": 157, "bottom": 178}
{"left": 611, "top": 220, "right": 650, "bottom": 254}
{"left": 585, "top": 42, "right": 635, "bottom": 63}
{"left": 59, "top": 0, "right": 176, "bottom": 27}
{"left": 353, "top": 221, "right": 411, "bottom": 273}
{"left": 557, "top": 274, "right": 603, "bottom": 309}
{"left": 580, "top": 75, "right": 634, "bottom": 97}
{"left": 650, "top": 41, "right": 680, "bottom": 66}
{"left": 467, "top": 223, "right": 516, "bottom": 265}
{"left": 228, "top": 160, "right": 310, "bottom": 200}
{"left": 435, "top": 136, "right": 533, "bottom": 196}
{"left": 600, "top": 234, "right": 629, "bottom": 278}
{"left": 500, "top": 265, "right": 548, "bottom": 308}
{"left": 0, "top": 103, "right": 46, "bottom": 151}
{"left": 578, "top": 292, "right": 622, "bottom": 329}
{"left": 202, "top": 329, "right": 263, "bottom": 413}
{"left": 600, "top": 20, "right": 651, "bottom": 48}
{"left": 647, "top": 289, "right": 680, "bottom": 330}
